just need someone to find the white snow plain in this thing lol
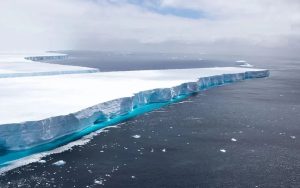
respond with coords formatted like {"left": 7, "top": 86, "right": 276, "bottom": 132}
{"left": 0, "top": 53, "right": 269, "bottom": 151}
{"left": 0, "top": 67, "right": 268, "bottom": 125}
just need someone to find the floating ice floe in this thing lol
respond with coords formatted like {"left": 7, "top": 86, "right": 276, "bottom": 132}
{"left": 52, "top": 160, "right": 66, "bottom": 166}
{"left": 220, "top": 149, "right": 227, "bottom": 153}
{"left": 231, "top": 138, "right": 237, "bottom": 142}
{"left": 132, "top": 135, "right": 141, "bottom": 139}
{"left": 94, "top": 179, "right": 104, "bottom": 185}
{"left": 38, "top": 160, "right": 46, "bottom": 164}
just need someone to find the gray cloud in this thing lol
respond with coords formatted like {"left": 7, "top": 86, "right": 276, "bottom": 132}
{"left": 0, "top": 0, "right": 299, "bottom": 55}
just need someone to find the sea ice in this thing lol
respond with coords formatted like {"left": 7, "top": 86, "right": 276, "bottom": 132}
{"left": 132, "top": 135, "right": 141, "bottom": 139}
{"left": 52, "top": 160, "right": 66, "bottom": 166}
{"left": 231, "top": 138, "right": 237, "bottom": 142}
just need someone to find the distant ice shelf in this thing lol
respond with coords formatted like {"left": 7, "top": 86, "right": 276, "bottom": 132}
{"left": 0, "top": 52, "right": 99, "bottom": 78}
{"left": 0, "top": 66, "right": 269, "bottom": 151}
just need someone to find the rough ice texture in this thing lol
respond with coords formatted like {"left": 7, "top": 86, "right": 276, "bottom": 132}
{"left": 0, "top": 67, "right": 269, "bottom": 151}
{"left": 0, "top": 52, "right": 98, "bottom": 78}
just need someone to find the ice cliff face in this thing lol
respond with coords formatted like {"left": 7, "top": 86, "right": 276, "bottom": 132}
{"left": 0, "top": 69, "right": 269, "bottom": 151}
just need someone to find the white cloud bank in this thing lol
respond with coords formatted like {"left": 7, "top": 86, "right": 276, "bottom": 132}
{"left": 0, "top": 0, "right": 299, "bottom": 55}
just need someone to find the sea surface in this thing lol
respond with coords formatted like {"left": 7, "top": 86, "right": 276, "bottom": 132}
{"left": 0, "top": 51, "right": 300, "bottom": 188}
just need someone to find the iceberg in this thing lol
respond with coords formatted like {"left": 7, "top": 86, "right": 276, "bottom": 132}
{"left": 235, "top": 60, "right": 254, "bottom": 68}
{"left": 0, "top": 53, "right": 270, "bottom": 169}
{"left": 0, "top": 52, "right": 98, "bottom": 78}
{"left": 0, "top": 67, "right": 269, "bottom": 151}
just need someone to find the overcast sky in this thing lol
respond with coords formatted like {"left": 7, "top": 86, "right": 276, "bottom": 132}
{"left": 0, "top": 0, "right": 300, "bottom": 55}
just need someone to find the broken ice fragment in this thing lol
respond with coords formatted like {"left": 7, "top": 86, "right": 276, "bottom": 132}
{"left": 52, "top": 160, "right": 66, "bottom": 166}
{"left": 132, "top": 135, "right": 141, "bottom": 139}
{"left": 220, "top": 149, "right": 226, "bottom": 153}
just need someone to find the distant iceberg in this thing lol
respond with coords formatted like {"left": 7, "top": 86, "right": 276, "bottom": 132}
{"left": 235, "top": 60, "right": 254, "bottom": 68}
{"left": 0, "top": 52, "right": 98, "bottom": 78}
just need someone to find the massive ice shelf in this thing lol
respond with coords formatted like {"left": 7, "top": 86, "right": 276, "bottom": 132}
{"left": 0, "top": 65, "right": 269, "bottom": 151}
{"left": 0, "top": 52, "right": 98, "bottom": 78}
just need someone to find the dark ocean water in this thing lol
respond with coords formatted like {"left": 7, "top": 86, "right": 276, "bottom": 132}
{"left": 46, "top": 51, "right": 238, "bottom": 71}
{"left": 0, "top": 51, "right": 300, "bottom": 188}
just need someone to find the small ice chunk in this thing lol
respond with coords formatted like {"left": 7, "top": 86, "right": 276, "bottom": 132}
{"left": 38, "top": 159, "right": 46, "bottom": 163}
{"left": 162, "top": 148, "right": 166, "bottom": 152}
{"left": 132, "top": 135, "right": 141, "bottom": 139}
{"left": 94, "top": 180, "right": 103, "bottom": 185}
{"left": 290, "top": 136, "right": 296, "bottom": 139}
{"left": 220, "top": 149, "right": 226, "bottom": 153}
{"left": 231, "top": 138, "right": 237, "bottom": 142}
{"left": 131, "top": 176, "right": 136, "bottom": 179}
{"left": 52, "top": 160, "right": 66, "bottom": 166}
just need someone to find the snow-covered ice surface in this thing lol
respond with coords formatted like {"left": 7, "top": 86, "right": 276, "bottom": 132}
{"left": 0, "top": 52, "right": 98, "bottom": 78}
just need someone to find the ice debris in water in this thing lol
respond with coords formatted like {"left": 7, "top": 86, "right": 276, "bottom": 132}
{"left": 38, "top": 160, "right": 46, "bottom": 163}
{"left": 94, "top": 179, "right": 103, "bottom": 185}
{"left": 132, "top": 135, "right": 141, "bottom": 139}
{"left": 231, "top": 138, "right": 237, "bottom": 142}
{"left": 290, "top": 136, "right": 296, "bottom": 139}
{"left": 52, "top": 160, "right": 66, "bottom": 166}
{"left": 220, "top": 149, "right": 226, "bottom": 153}
{"left": 162, "top": 148, "right": 166, "bottom": 152}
